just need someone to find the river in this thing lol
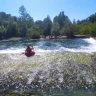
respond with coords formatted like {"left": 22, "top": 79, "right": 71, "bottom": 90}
{"left": 0, "top": 37, "right": 96, "bottom": 95}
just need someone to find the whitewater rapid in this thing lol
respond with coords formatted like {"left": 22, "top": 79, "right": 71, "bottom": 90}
{"left": 0, "top": 38, "right": 96, "bottom": 95}
{"left": 0, "top": 37, "right": 96, "bottom": 54}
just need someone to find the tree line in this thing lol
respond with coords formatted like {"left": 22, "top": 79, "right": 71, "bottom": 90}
{"left": 0, "top": 5, "right": 96, "bottom": 40}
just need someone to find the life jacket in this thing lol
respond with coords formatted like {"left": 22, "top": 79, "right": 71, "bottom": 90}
{"left": 25, "top": 48, "right": 35, "bottom": 57}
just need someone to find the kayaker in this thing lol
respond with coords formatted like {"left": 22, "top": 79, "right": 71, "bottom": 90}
{"left": 25, "top": 45, "right": 35, "bottom": 57}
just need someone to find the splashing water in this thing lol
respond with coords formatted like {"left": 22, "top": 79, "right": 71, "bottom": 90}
{"left": 0, "top": 38, "right": 96, "bottom": 95}
{"left": 0, "top": 37, "right": 96, "bottom": 54}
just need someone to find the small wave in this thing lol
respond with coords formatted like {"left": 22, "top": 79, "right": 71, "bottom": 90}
{"left": 0, "top": 48, "right": 25, "bottom": 54}
{"left": 0, "top": 38, "right": 96, "bottom": 53}
{"left": 83, "top": 37, "right": 96, "bottom": 44}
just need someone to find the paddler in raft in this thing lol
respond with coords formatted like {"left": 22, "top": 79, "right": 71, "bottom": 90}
{"left": 22, "top": 45, "right": 35, "bottom": 57}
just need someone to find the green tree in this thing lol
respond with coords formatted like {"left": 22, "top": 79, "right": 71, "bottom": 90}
{"left": 43, "top": 15, "right": 52, "bottom": 36}
{"left": 19, "top": 5, "right": 34, "bottom": 37}
{"left": 0, "top": 26, "right": 7, "bottom": 39}
{"left": 26, "top": 28, "right": 40, "bottom": 39}
{"left": 88, "top": 13, "right": 96, "bottom": 23}
{"left": 43, "top": 16, "right": 52, "bottom": 36}
{"left": 60, "top": 21, "right": 74, "bottom": 38}
{"left": 53, "top": 11, "right": 67, "bottom": 28}
{"left": 19, "top": 5, "right": 27, "bottom": 20}
{"left": 51, "top": 22, "right": 60, "bottom": 36}
{"left": 35, "top": 20, "right": 43, "bottom": 35}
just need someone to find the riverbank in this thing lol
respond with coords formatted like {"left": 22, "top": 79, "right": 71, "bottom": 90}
{"left": 46, "top": 35, "right": 89, "bottom": 39}
{"left": 74, "top": 35, "right": 89, "bottom": 38}
{"left": 0, "top": 37, "right": 23, "bottom": 42}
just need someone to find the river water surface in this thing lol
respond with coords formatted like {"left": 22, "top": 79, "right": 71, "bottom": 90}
{"left": 0, "top": 37, "right": 96, "bottom": 95}
{"left": 0, "top": 37, "right": 96, "bottom": 53}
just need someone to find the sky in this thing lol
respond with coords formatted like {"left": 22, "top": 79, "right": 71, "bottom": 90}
{"left": 0, "top": 0, "right": 96, "bottom": 22}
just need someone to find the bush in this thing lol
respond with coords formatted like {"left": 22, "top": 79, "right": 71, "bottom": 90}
{"left": 31, "top": 31, "right": 40, "bottom": 39}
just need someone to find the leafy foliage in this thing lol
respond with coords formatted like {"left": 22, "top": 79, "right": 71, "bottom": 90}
{"left": 0, "top": 26, "right": 7, "bottom": 39}
{"left": 51, "top": 22, "right": 60, "bottom": 36}
{"left": 0, "top": 5, "right": 96, "bottom": 39}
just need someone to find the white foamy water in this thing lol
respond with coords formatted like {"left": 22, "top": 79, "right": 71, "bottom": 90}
{"left": 0, "top": 37, "right": 96, "bottom": 54}
{"left": 78, "top": 37, "right": 96, "bottom": 53}
{"left": 58, "top": 37, "right": 96, "bottom": 53}
{"left": 84, "top": 37, "right": 96, "bottom": 44}
{"left": 0, "top": 48, "right": 25, "bottom": 53}
{"left": 0, "top": 38, "right": 96, "bottom": 94}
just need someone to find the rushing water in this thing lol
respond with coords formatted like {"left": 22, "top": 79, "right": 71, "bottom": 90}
{"left": 0, "top": 37, "right": 96, "bottom": 95}
{"left": 0, "top": 37, "right": 96, "bottom": 53}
